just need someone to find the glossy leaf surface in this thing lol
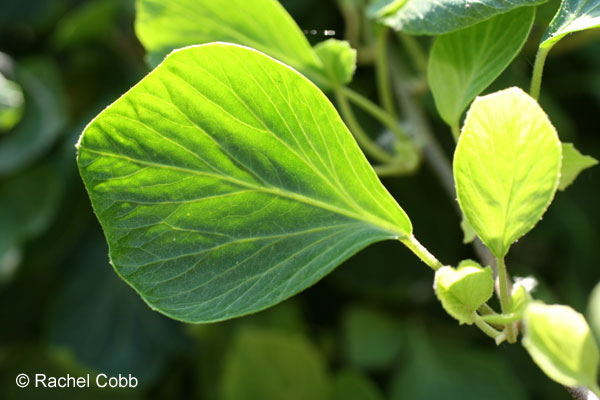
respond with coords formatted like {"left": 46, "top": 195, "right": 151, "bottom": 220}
{"left": 429, "top": 7, "right": 535, "bottom": 128}
{"left": 541, "top": 0, "right": 600, "bottom": 49}
{"left": 454, "top": 87, "right": 561, "bottom": 258}
{"left": 77, "top": 43, "right": 412, "bottom": 323}
{"left": 372, "top": 0, "right": 546, "bottom": 35}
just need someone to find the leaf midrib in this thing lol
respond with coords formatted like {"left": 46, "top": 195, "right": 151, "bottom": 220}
{"left": 82, "top": 147, "right": 406, "bottom": 237}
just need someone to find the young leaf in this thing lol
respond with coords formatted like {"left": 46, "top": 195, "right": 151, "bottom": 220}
{"left": 559, "top": 142, "right": 598, "bottom": 191}
{"left": 429, "top": 7, "right": 535, "bottom": 129}
{"left": 314, "top": 39, "right": 357, "bottom": 87}
{"left": 480, "top": 282, "right": 532, "bottom": 324}
{"left": 76, "top": 43, "right": 413, "bottom": 323}
{"left": 371, "top": 0, "right": 546, "bottom": 35}
{"left": 541, "top": 0, "right": 600, "bottom": 50}
{"left": 434, "top": 260, "right": 494, "bottom": 325}
{"left": 135, "top": 0, "right": 321, "bottom": 73}
{"left": 523, "top": 302, "right": 599, "bottom": 389}
{"left": 454, "top": 87, "right": 561, "bottom": 258}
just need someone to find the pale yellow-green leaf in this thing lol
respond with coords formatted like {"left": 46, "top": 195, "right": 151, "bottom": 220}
{"left": 313, "top": 39, "right": 357, "bottom": 87}
{"left": 523, "top": 302, "right": 599, "bottom": 388}
{"left": 454, "top": 87, "right": 562, "bottom": 258}
{"left": 559, "top": 142, "right": 598, "bottom": 191}
{"left": 434, "top": 260, "right": 494, "bottom": 325}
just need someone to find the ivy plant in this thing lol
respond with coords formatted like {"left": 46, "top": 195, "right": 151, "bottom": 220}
{"left": 76, "top": 0, "right": 600, "bottom": 397}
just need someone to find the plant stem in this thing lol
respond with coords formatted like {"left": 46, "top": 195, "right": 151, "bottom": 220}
{"left": 400, "top": 235, "right": 443, "bottom": 271}
{"left": 478, "top": 303, "right": 498, "bottom": 316}
{"left": 497, "top": 256, "right": 517, "bottom": 343}
{"left": 334, "top": 88, "right": 393, "bottom": 164}
{"left": 530, "top": 46, "right": 551, "bottom": 100}
{"left": 389, "top": 51, "right": 497, "bottom": 271}
{"left": 375, "top": 28, "right": 397, "bottom": 119}
{"left": 472, "top": 312, "right": 504, "bottom": 342}
{"left": 336, "top": 0, "right": 360, "bottom": 48}
{"left": 340, "top": 86, "right": 411, "bottom": 143}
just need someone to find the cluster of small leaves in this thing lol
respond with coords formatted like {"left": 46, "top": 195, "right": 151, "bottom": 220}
{"left": 75, "top": 0, "right": 600, "bottom": 396}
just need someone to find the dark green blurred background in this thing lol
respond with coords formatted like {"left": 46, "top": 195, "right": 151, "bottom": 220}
{"left": 0, "top": 0, "right": 598, "bottom": 398}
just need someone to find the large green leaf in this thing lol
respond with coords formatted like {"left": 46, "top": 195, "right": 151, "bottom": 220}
{"left": 76, "top": 43, "right": 412, "bottom": 323}
{"left": 541, "top": 0, "right": 600, "bottom": 49}
{"left": 372, "top": 0, "right": 547, "bottom": 35}
{"left": 428, "top": 7, "right": 535, "bottom": 129}
{"left": 523, "top": 302, "right": 599, "bottom": 388}
{"left": 135, "top": 0, "right": 321, "bottom": 74}
{"left": 454, "top": 87, "right": 561, "bottom": 258}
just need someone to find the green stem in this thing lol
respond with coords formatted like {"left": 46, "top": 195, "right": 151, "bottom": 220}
{"left": 530, "top": 46, "right": 551, "bottom": 100}
{"left": 472, "top": 312, "right": 504, "bottom": 343}
{"left": 478, "top": 303, "right": 498, "bottom": 316}
{"left": 340, "top": 86, "right": 411, "bottom": 143}
{"left": 497, "top": 256, "right": 517, "bottom": 343}
{"left": 336, "top": 0, "right": 360, "bottom": 48}
{"left": 400, "top": 235, "right": 443, "bottom": 271}
{"left": 389, "top": 51, "right": 496, "bottom": 269}
{"left": 375, "top": 28, "right": 397, "bottom": 119}
{"left": 334, "top": 88, "right": 393, "bottom": 163}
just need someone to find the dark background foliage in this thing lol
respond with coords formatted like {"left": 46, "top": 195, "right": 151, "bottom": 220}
{"left": 0, "top": 0, "right": 598, "bottom": 398}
